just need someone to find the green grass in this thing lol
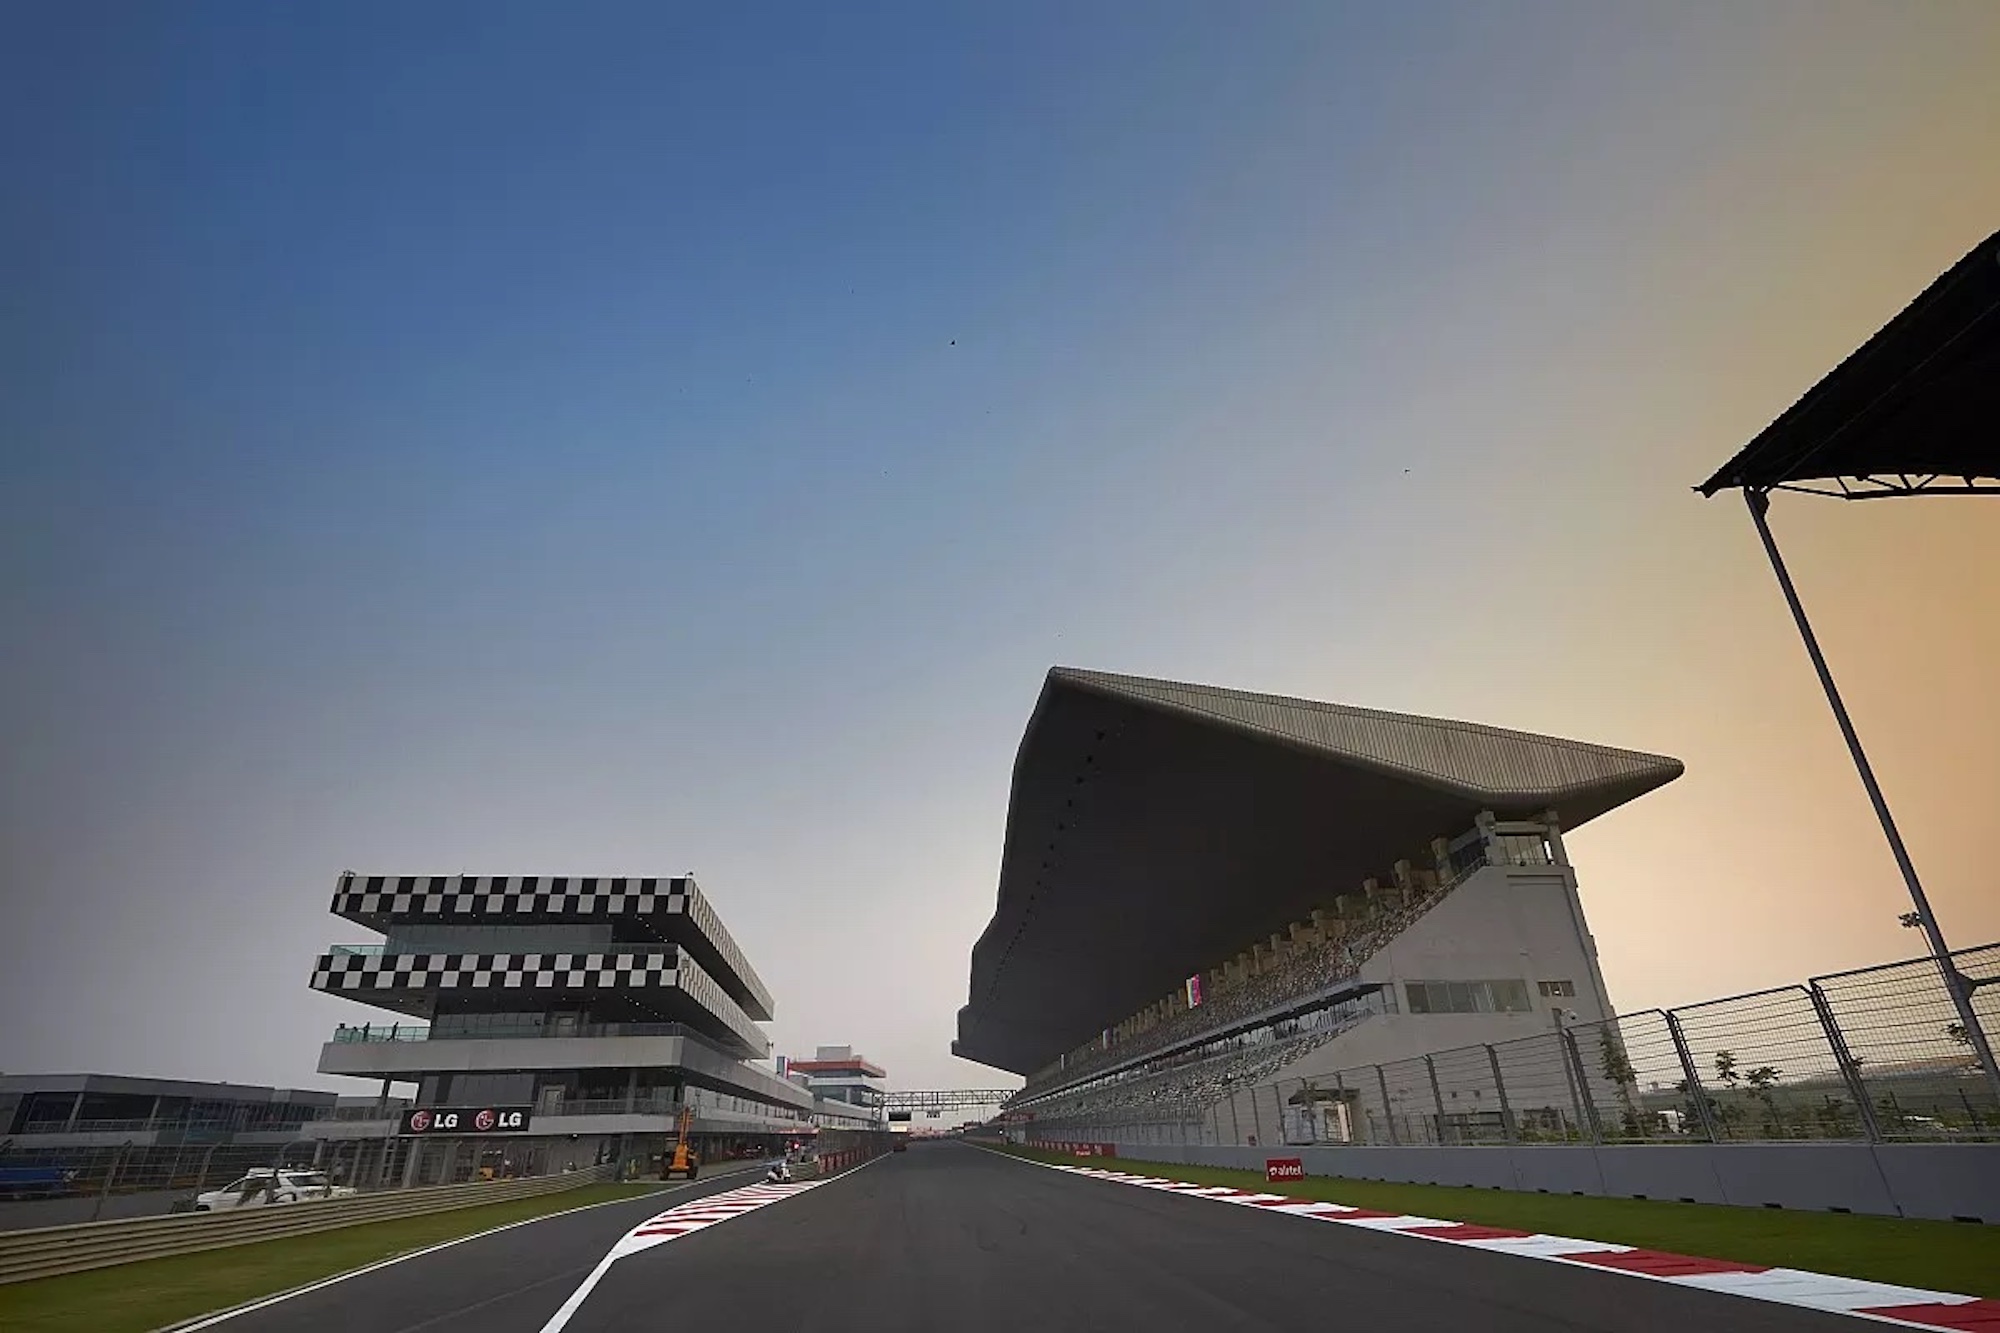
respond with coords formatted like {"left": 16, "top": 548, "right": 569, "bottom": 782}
{"left": 992, "top": 1144, "right": 2000, "bottom": 1298}
{"left": 0, "top": 1181, "right": 686, "bottom": 1333}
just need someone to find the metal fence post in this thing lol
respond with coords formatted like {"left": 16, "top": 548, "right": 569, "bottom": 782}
{"left": 1249, "top": 1084, "right": 1265, "bottom": 1145}
{"left": 1561, "top": 1027, "right": 1603, "bottom": 1143}
{"left": 1425, "top": 1055, "right": 1447, "bottom": 1145}
{"left": 1485, "top": 1044, "right": 1516, "bottom": 1142}
{"left": 1744, "top": 489, "right": 2000, "bottom": 1109}
{"left": 91, "top": 1142, "right": 131, "bottom": 1222}
{"left": 1664, "top": 1009, "right": 1719, "bottom": 1142}
{"left": 1375, "top": 1065, "right": 1398, "bottom": 1146}
{"left": 1808, "top": 983, "right": 1884, "bottom": 1142}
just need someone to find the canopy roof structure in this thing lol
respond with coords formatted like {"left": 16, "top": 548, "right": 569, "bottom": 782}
{"left": 1697, "top": 228, "right": 2000, "bottom": 499}
{"left": 952, "top": 668, "right": 1683, "bottom": 1076}
{"left": 1692, "top": 226, "right": 2000, "bottom": 1105}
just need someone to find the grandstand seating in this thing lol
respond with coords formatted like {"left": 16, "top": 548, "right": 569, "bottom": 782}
{"left": 1018, "top": 846, "right": 1473, "bottom": 1102}
{"left": 1021, "top": 1014, "right": 1362, "bottom": 1134}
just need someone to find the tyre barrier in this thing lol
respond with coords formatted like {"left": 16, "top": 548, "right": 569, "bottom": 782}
{"left": 0, "top": 1165, "right": 617, "bottom": 1285}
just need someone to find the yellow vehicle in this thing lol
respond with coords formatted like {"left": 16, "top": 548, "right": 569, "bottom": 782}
{"left": 662, "top": 1106, "right": 700, "bottom": 1180}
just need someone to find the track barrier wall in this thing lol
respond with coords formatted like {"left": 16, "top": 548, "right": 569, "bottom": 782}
{"left": 0, "top": 1164, "right": 619, "bottom": 1285}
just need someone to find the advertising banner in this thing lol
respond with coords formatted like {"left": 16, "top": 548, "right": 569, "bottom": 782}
{"left": 1265, "top": 1157, "right": 1305, "bottom": 1182}
{"left": 398, "top": 1106, "right": 534, "bottom": 1136}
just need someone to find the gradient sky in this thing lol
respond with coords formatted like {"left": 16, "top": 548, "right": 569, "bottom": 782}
{"left": 4, "top": 2, "right": 1997, "bottom": 1097}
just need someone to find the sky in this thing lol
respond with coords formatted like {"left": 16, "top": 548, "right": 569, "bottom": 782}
{"left": 3, "top": 1, "right": 1997, "bottom": 1097}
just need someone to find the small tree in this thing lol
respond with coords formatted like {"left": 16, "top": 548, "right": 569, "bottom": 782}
{"left": 1598, "top": 1030, "right": 1643, "bottom": 1138}
{"left": 1744, "top": 1065, "right": 1783, "bottom": 1136}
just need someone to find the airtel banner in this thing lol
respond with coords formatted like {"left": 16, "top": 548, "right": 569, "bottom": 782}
{"left": 398, "top": 1106, "right": 534, "bottom": 1136}
{"left": 1265, "top": 1157, "right": 1305, "bottom": 1182}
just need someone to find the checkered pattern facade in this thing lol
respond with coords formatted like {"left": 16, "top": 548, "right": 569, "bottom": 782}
{"left": 308, "top": 946, "right": 769, "bottom": 1055}
{"left": 329, "top": 874, "right": 773, "bottom": 1021}
{"left": 311, "top": 950, "right": 679, "bottom": 995}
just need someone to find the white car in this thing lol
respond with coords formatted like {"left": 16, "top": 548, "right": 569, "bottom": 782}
{"left": 193, "top": 1169, "right": 349, "bottom": 1211}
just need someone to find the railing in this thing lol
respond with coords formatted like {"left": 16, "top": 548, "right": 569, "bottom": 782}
{"left": 13, "top": 1117, "right": 328, "bottom": 1136}
{"left": 1025, "top": 940, "right": 2000, "bottom": 1149}
{"left": 330, "top": 1020, "right": 704, "bottom": 1044}
{"left": 534, "top": 1097, "right": 683, "bottom": 1118}
{"left": 0, "top": 1165, "right": 621, "bottom": 1284}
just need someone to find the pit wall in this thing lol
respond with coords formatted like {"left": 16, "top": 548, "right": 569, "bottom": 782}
{"left": 1069, "top": 1141, "right": 2000, "bottom": 1224}
{"left": 810, "top": 1128, "right": 896, "bottom": 1176}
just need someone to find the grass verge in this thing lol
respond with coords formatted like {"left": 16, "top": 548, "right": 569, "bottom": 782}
{"left": 0, "top": 1181, "right": 684, "bottom": 1333}
{"left": 993, "top": 1144, "right": 2000, "bottom": 1298}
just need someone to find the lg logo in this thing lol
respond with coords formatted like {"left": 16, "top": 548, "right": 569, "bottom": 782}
{"left": 404, "top": 1105, "right": 530, "bottom": 1135}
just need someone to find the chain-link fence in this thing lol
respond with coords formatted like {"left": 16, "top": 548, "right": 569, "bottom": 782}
{"left": 0, "top": 1131, "right": 567, "bottom": 1230}
{"left": 1024, "top": 941, "right": 1999, "bottom": 1149}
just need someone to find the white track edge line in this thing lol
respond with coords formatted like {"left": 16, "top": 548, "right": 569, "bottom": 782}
{"left": 160, "top": 1167, "right": 762, "bottom": 1333}
{"left": 535, "top": 1152, "right": 891, "bottom": 1333}
{"left": 978, "top": 1148, "right": 1982, "bottom": 1332}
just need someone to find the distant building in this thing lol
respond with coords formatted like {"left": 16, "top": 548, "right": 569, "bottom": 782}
{"left": 0, "top": 1073, "right": 338, "bottom": 1150}
{"left": 0, "top": 1074, "right": 365, "bottom": 1205}
{"left": 785, "top": 1046, "right": 888, "bottom": 1127}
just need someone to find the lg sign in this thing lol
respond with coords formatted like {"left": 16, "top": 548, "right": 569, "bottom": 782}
{"left": 399, "top": 1106, "right": 533, "bottom": 1137}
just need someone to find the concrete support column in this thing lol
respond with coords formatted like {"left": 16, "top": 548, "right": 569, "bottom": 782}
{"left": 1542, "top": 811, "right": 1571, "bottom": 867}
{"left": 401, "top": 1138, "right": 423, "bottom": 1189}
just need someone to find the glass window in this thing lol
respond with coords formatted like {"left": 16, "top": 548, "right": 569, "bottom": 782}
{"left": 1490, "top": 980, "right": 1532, "bottom": 1012}
{"left": 1405, "top": 983, "right": 1433, "bottom": 1013}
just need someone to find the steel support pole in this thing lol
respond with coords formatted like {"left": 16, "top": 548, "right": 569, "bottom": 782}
{"left": 1376, "top": 1066, "right": 1398, "bottom": 1146}
{"left": 1485, "top": 1045, "right": 1516, "bottom": 1142}
{"left": 1664, "top": 1011, "right": 1719, "bottom": 1142}
{"left": 1745, "top": 488, "right": 2000, "bottom": 1106}
{"left": 1561, "top": 1028, "right": 1602, "bottom": 1143}
{"left": 1425, "top": 1056, "right": 1448, "bottom": 1145}
{"left": 1809, "top": 983, "right": 1885, "bottom": 1142}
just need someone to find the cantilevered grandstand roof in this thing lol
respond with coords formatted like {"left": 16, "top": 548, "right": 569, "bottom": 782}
{"left": 953, "top": 669, "right": 1684, "bottom": 1075}
{"left": 1696, "top": 227, "right": 2000, "bottom": 499}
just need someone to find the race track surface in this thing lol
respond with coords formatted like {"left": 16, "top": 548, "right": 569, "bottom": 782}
{"left": 207, "top": 1143, "right": 1870, "bottom": 1332}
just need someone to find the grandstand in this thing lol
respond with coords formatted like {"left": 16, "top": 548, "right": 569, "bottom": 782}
{"left": 955, "top": 668, "right": 1684, "bottom": 1146}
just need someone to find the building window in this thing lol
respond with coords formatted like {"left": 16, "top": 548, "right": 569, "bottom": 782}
{"left": 1538, "top": 980, "right": 1576, "bottom": 998}
{"left": 1404, "top": 980, "right": 1533, "bottom": 1014}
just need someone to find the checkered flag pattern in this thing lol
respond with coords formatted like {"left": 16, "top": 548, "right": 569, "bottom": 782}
{"left": 311, "top": 950, "right": 678, "bottom": 994}
{"left": 308, "top": 946, "right": 769, "bottom": 1054}
{"left": 329, "top": 873, "right": 774, "bottom": 1021}
{"left": 333, "top": 876, "right": 689, "bottom": 923}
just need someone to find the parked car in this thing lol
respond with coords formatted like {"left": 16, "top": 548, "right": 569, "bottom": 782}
{"left": 192, "top": 1168, "right": 350, "bottom": 1211}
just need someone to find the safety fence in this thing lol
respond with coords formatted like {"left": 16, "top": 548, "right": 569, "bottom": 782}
{"left": 0, "top": 1163, "right": 618, "bottom": 1285}
{"left": 1028, "top": 941, "right": 2000, "bottom": 1149}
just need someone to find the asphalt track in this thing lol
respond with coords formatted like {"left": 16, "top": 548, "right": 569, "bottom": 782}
{"left": 203, "top": 1143, "right": 1871, "bottom": 1332}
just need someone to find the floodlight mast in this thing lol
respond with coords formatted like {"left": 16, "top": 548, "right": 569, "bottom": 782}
{"left": 1743, "top": 487, "right": 2000, "bottom": 1107}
